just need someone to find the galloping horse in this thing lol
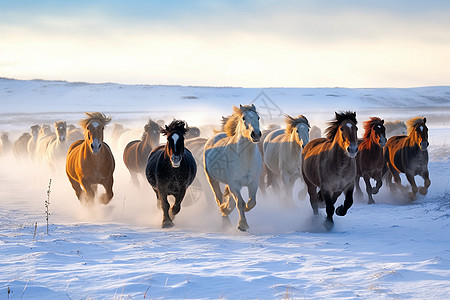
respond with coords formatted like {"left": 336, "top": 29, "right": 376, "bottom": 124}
{"left": 123, "top": 119, "right": 161, "bottom": 186}
{"left": 204, "top": 104, "right": 262, "bottom": 231}
{"left": 66, "top": 112, "right": 115, "bottom": 204}
{"left": 263, "top": 115, "right": 310, "bottom": 204}
{"left": 26, "top": 125, "right": 41, "bottom": 159}
{"left": 302, "top": 111, "right": 358, "bottom": 229}
{"left": 383, "top": 117, "right": 431, "bottom": 200}
{"left": 355, "top": 117, "right": 387, "bottom": 204}
{"left": 146, "top": 120, "right": 197, "bottom": 228}
{"left": 46, "top": 121, "right": 68, "bottom": 169}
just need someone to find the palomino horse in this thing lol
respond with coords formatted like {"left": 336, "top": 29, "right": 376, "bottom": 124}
{"left": 0, "top": 133, "right": 12, "bottom": 156}
{"left": 204, "top": 104, "right": 262, "bottom": 231}
{"left": 146, "top": 120, "right": 197, "bottom": 228}
{"left": 302, "top": 111, "right": 358, "bottom": 229}
{"left": 123, "top": 119, "right": 161, "bottom": 186}
{"left": 13, "top": 132, "right": 32, "bottom": 159}
{"left": 46, "top": 121, "right": 68, "bottom": 169}
{"left": 383, "top": 117, "right": 431, "bottom": 200}
{"left": 26, "top": 125, "right": 40, "bottom": 159}
{"left": 355, "top": 117, "right": 387, "bottom": 204}
{"left": 66, "top": 112, "right": 115, "bottom": 204}
{"left": 263, "top": 115, "right": 310, "bottom": 204}
{"left": 33, "top": 124, "right": 52, "bottom": 161}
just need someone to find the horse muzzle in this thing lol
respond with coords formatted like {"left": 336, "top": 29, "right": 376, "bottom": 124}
{"left": 90, "top": 139, "right": 102, "bottom": 155}
{"left": 347, "top": 143, "right": 358, "bottom": 158}
{"left": 251, "top": 130, "right": 262, "bottom": 143}
{"left": 171, "top": 155, "right": 182, "bottom": 168}
{"left": 420, "top": 141, "right": 429, "bottom": 151}
{"left": 379, "top": 135, "right": 387, "bottom": 147}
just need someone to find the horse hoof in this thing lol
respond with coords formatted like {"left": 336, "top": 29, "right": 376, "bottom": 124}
{"left": 323, "top": 219, "right": 334, "bottom": 231}
{"left": 162, "top": 220, "right": 174, "bottom": 228}
{"left": 408, "top": 192, "right": 417, "bottom": 201}
{"left": 245, "top": 201, "right": 256, "bottom": 212}
{"left": 335, "top": 205, "right": 346, "bottom": 216}
{"left": 372, "top": 187, "right": 379, "bottom": 194}
{"left": 99, "top": 194, "right": 112, "bottom": 205}
{"left": 368, "top": 200, "right": 375, "bottom": 205}
{"left": 419, "top": 187, "right": 428, "bottom": 195}
{"left": 238, "top": 221, "right": 249, "bottom": 232}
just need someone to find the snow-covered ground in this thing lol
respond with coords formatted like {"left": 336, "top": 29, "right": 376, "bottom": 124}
{"left": 0, "top": 78, "right": 449, "bottom": 299}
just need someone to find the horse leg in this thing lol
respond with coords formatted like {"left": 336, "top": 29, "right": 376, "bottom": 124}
{"left": 170, "top": 190, "right": 186, "bottom": 220}
{"left": 281, "top": 170, "right": 294, "bottom": 205}
{"left": 419, "top": 170, "right": 431, "bottom": 195}
{"left": 266, "top": 167, "right": 280, "bottom": 191}
{"left": 297, "top": 175, "right": 308, "bottom": 200}
{"left": 81, "top": 179, "right": 95, "bottom": 203}
{"left": 205, "top": 173, "right": 233, "bottom": 227}
{"left": 160, "top": 193, "right": 174, "bottom": 228}
{"left": 355, "top": 175, "right": 363, "bottom": 198}
{"left": 372, "top": 172, "right": 383, "bottom": 195}
{"left": 229, "top": 185, "right": 249, "bottom": 231}
{"left": 336, "top": 188, "right": 354, "bottom": 216}
{"left": 68, "top": 177, "right": 84, "bottom": 201}
{"left": 245, "top": 181, "right": 258, "bottom": 212}
{"left": 363, "top": 175, "right": 375, "bottom": 204}
{"left": 130, "top": 171, "right": 140, "bottom": 187}
{"left": 100, "top": 176, "right": 114, "bottom": 205}
{"left": 321, "top": 190, "right": 335, "bottom": 230}
{"left": 405, "top": 173, "right": 418, "bottom": 200}
{"left": 304, "top": 175, "right": 319, "bottom": 215}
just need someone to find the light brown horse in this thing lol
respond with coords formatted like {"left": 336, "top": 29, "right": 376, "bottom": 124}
{"left": 123, "top": 119, "right": 161, "bottom": 186}
{"left": 66, "top": 112, "right": 115, "bottom": 204}
{"left": 383, "top": 117, "right": 430, "bottom": 200}
{"left": 302, "top": 111, "right": 358, "bottom": 230}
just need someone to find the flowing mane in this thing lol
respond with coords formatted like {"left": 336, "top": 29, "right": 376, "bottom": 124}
{"left": 325, "top": 111, "right": 357, "bottom": 140}
{"left": 363, "top": 117, "right": 383, "bottom": 141}
{"left": 285, "top": 115, "right": 309, "bottom": 135}
{"left": 142, "top": 119, "right": 160, "bottom": 140}
{"left": 79, "top": 112, "right": 111, "bottom": 131}
{"left": 222, "top": 105, "right": 258, "bottom": 137}
{"left": 161, "top": 120, "right": 188, "bottom": 136}
{"left": 406, "top": 117, "right": 426, "bottom": 136}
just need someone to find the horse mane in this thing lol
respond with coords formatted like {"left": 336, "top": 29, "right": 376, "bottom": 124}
{"left": 79, "top": 112, "right": 111, "bottom": 130}
{"left": 161, "top": 119, "right": 188, "bottom": 136}
{"left": 285, "top": 114, "right": 309, "bottom": 135}
{"left": 362, "top": 117, "right": 383, "bottom": 141}
{"left": 325, "top": 111, "right": 357, "bottom": 140}
{"left": 406, "top": 117, "right": 426, "bottom": 135}
{"left": 222, "top": 104, "right": 258, "bottom": 137}
{"left": 142, "top": 119, "right": 160, "bottom": 139}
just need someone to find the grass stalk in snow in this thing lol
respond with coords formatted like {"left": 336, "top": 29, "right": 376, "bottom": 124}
{"left": 45, "top": 179, "right": 51, "bottom": 234}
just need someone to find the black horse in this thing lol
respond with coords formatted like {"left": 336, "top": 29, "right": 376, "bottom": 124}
{"left": 146, "top": 120, "right": 197, "bottom": 228}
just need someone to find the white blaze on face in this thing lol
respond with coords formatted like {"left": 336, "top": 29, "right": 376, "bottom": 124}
{"left": 92, "top": 121, "right": 99, "bottom": 128}
{"left": 346, "top": 123, "right": 353, "bottom": 129}
{"left": 419, "top": 125, "right": 424, "bottom": 132}
{"left": 172, "top": 133, "right": 179, "bottom": 152}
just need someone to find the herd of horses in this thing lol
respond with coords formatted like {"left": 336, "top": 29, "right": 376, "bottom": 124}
{"left": 0, "top": 106, "right": 431, "bottom": 231}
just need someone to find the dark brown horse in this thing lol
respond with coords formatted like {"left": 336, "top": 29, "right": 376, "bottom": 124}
{"left": 302, "top": 111, "right": 358, "bottom": 229}
{"left": 123, "top": 119, "right": 161, "bottom": 186}
{"left": 383, "top": 117, "right": 431, "bottom": 200}
{"left": 66, "top": 112, "right": 115, "bottom": 205}
{"left": 355, "top": 117, "right": 387, "bottom": 204}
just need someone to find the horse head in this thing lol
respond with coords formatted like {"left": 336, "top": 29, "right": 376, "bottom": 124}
{"left": 39, "top": 124, "right": 52, "bottom": 136}
{"left": 55, "top": 121, "right": 67, "bottom": 142}
{"left": 30, "top": 125, "right": 40, "bottom": 141}
{"left": 144, "top": 119, "right": 162, "bottom": 148}
{"left": 286, "top": 115, "right": 310, "bottom": 147}
{"left": 80, "top": 112, "right": 111, "bottom": 155}
{"left": 335, "top": 112, "right": 358, "bottom": 158}
{"left": 161, "top": 120, "right": 188, "bottom": 168}
{"left": 364, "top": 117, "right": 386, "bottom": 147}
{"left": 239, "top": 104, "right": 262, "bottom": 142}
{"left": 408, "top": 117, "right": 428, "bottom": 151}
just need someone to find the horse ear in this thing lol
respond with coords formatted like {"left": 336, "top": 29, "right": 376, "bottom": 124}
{"left": 240, "top": 104, "right": 244, "bottom": 110}
{"left": 381, "top": 119, "right": 384, "bottom": 124}
{"left": 251, "top": 103, "right": 256, "bottom": 109}
{"left": 423, "top": 117, "right": 427, "bottom": 124}
{"left": 335, "top": 112, "right": 339, "bottom": 119}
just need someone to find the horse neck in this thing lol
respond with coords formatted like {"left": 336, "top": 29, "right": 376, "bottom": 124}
{"left": 330, "top": 132, "right": 350, "bottom": 160}
{"left": 287, "top": 129, "right": 303, "bottom": 152}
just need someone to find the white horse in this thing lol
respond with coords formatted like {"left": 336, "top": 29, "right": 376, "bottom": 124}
{"left": 204, "top": 104, "right": 262, "bottom": 231}
{"left": 385, "top": 120, "right": 407, "bottom": 138}
{"left": 263, "top": 115, "right": 310, "bottom": 205}
{"left": 46, "top": 121, "right": 69, "bottom": 169}
{"left": 309, "top": 125, "right": 322, "bottom": 140}
{"left": 35, "top": 124, "right": 53, "bottom": 161}
{"left": 26, "top": 124, "right": 40, "bottom": 159}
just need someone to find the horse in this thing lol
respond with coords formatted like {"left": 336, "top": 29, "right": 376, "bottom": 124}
{"left": 302, "top": 111, "right": 358, "bottom": 230}
{"left": 46, "top": 121, "right": 68, "bottom": 169}
{"left": 34, "top": 124, "right": 53, "bottom": 161}
{"left": 185, "top": 126, "right": 201, "bottom": 139}
{"left": 355, "top": 117, "right": 387, "bottom": 204}
{"left": 0, "top": 133, "right": 12, "bottom": 156}
{"left": 13, "top": 132, "right": 32, "bottom": 159}
{"left": 67, "top": 124, "right": 84, "bottom": 145}
{"left": 383, "top": 117, "right": 431, "bottom": 200}
{"left": 66, "top": 112, "right": 115, "bottom": 204}
{"left": 385, "top": 120, "right": 407, "bottom": 138}
{"left": 257, "top": 124, "right": 281, "bottom": 194}
{"left": 123, "top": 119, "right": 161, "bottom": 186}
{"left": 263, "top": 115, "right": 310, "bottom": 204}
{"left": 26, "top": 125, "right": 40, "bottom": 158}
{"left": 204, "top": 104, "right": 262, "bottom": 231}
{"left": 309, "top": 125, "right": 322, "bottom": 140}
{"left": 146, "top": 120, "right": 197, "bottom": 228}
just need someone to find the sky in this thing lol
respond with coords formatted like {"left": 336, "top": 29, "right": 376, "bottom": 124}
{"left": 1, "top": 0, "right": 450, "bottom": 88}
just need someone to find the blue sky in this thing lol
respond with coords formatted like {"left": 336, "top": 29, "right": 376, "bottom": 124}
{"left": 1, "top": 0, "right": 449, "bottom": 87}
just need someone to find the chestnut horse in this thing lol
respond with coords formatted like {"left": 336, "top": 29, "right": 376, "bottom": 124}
{"left": 66, "top": 112, "right": 115, "bottom": 204}
{"left": 146, "top": 120, "right": 197, "bottom": 228}
{"left": 383, "top": 117, "right": 431, "bottom": 200}
{"left": 355, "top": 117, "right": 387, "bottom": 204}
{"left": 302, "top": 111, "right": 358, "bottom": 229}
{"left": 123, "top": 119, "right": 161, "bottom": 186}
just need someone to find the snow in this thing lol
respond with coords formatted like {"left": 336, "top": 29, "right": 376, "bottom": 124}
{"left": 0, "top": 78, "right": 450, "bottom": 299}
